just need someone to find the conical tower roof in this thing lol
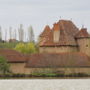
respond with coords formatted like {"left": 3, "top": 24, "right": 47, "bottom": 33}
{"left": 75, "top": 28, "right": 90, "bottom": 38}
{"left": 39, "top": 25, "right": 51, "bottom": 37}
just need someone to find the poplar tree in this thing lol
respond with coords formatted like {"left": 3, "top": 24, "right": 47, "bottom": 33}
{"left": 5, "top": 29, "right": 7, "bottom": 41}
{"left": 0, "top": 26, "right": 2, "bottom": 41}
{"left": 9, "top": 27, "right": 12, "bottom": 39}
{"left": 13, "top": 29, "right": 17, "bottom": 40}
{"left": 0, "top": 56, "right": 10, "bottom": 75}
{"left": 28, "top": 26, "right": 34, "bottom": 42}
{"left": 18, "top": 24, "right": 24, "bottom": 42}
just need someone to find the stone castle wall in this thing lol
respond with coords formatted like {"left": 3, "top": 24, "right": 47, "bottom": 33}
{"left": 39, "top": 46, "right": 78, "bottom": 53}
{"left": 25, "top": 67, "right": 90, "bottom": 75}
{"left": 77, "top": 38, "right": 90, "bottom": 57}
{"left": 9, "top": 63, "right": 26, "bottom": 74}
{"left": 9, "top": 63, "right": 90, "bottom": 75}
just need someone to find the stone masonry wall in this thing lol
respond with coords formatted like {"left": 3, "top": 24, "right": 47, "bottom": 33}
{"left": 25, "top": 68, "right": 90, "bottom": 75}
{"left": 39, "top": 46, "right": 78, "bottom": 53}
{"left": 77, "top": 38, "right": 90, "bottom": 57}
{"left": 9, "top": 63, "right": 90, "bottom": 75}
{"left": 9, "top": 63, "right": 26, "bottom": 74}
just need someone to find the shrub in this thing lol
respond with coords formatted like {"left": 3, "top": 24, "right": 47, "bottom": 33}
{"left": 0, "top": 56, "right": 10, "bottom": 75}
{"left": 15, "top": 42, "right": 37, "bottom": 54}
{"left": 67, "top": 73, "right": 89, "bottom": 77}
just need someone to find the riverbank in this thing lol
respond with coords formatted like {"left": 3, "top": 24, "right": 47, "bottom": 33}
{"left": 0, "top": 72, "right": 90, "bottom": 79}
{"left": 0, "top": 76, "right": 90, "bottom": 79}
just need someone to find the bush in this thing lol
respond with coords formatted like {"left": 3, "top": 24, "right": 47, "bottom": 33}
{"left": 0, "top": 56, "right": 10, "bottom": 75}
{"left": 15, "top": 42, "right": 37, "bottom": 54}
{"left": 0, "top": 73, "right": 89, "bottom": 78}
{"left": 31, "top": 72, "right": 65, "bottom": 77}
{"left": 66, "top": 73, "right": 89, "bottom": 77}
{"left": 11, "top": 73, "right": 26, "bottom": 77}
{"left": 0, "top": 42, "right": 18, "bottom": 48}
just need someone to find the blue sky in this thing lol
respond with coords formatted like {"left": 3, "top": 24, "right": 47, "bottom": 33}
{"left": 0, "top": 0, "right": 90, "bottom": 40}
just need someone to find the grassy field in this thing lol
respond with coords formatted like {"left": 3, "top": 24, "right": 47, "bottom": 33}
{"left": 0, "top": 42, "right": 18, "bottom": 49}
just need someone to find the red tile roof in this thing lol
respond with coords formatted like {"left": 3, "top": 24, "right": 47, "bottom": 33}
{"left": 26, "top": 53, "right": 90, "bottom": 68}
{"left": 75, "top": 28, "right": 90, "bottom": 38}
{"left": 40, "top": 20, "right": 78, "bottom": 47}
{"left": 39, "top": 25, "right": 51, "bottom": 37}
{"left": 57, "top": 20, "right": 79, "bottom": 36}
{"left": 40, "top": 29, "right": 77, "bottom": 46}
{"left": 0, "top": 49, "right": 27, "bottom": 63}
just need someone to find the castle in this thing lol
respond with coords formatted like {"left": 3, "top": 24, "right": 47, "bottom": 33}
{"left": 0, "top": 20, "right": 90, "bottom": 75}
{"left": 24, "top": 20, "right": 90, "bottom": 75}
{"left": 39, "top": 20, "right": 90, "bottom": 57}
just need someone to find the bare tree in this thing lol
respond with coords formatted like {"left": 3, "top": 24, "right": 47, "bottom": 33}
{"left": 9, "top": 27, "right": 12, "bottom": 39}
{"left": 24, "top": 31, "right": 28, "bottom": 42}
{"left": 5, "top": 29, "right": 7, "bottom": 41}
{"left": 15, "top": 29, "right": 17, "bottom": 40}
{"left": 18, "top": 24, "right": 24, "bottom": 42}
{"left": 0, "top": 26, "right": 2, "bottom": 41}
{"left": 28, "top": 26, "right": 34, "bottom": 42}
{"left": 13, "top": 29, "right": 17, "bottom": 40}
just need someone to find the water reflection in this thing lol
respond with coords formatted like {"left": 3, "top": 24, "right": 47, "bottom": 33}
{"left": 0, "top": 79, "right": 90, "bottom": 90}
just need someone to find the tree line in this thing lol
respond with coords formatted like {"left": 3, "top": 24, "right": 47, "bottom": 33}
{"left": 0, "top": 24, "right": 35, "bottom": 42}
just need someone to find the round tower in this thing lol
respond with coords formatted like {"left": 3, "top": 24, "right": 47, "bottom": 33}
{"left": 76, "top": 28, "right": 90, "bottom": 56}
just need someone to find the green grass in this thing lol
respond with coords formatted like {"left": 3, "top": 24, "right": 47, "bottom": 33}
{"left": 0, "top": 42, "right": 19, "bottom": 49}
{"left": 0, "top": 73, "right": 90, "bottom": 79}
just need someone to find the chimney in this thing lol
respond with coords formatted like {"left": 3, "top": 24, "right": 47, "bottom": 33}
{"left": 53, "top": 23, "right": 60, "bottom": 43}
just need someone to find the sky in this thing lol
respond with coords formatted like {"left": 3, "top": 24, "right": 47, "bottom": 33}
{"left": 0, "top": 0, "right": 90, "bottom": 40}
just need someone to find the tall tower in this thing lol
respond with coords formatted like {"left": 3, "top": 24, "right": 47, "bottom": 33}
{"left": 75, "top": 28, "right": 90, "bottom": 56}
